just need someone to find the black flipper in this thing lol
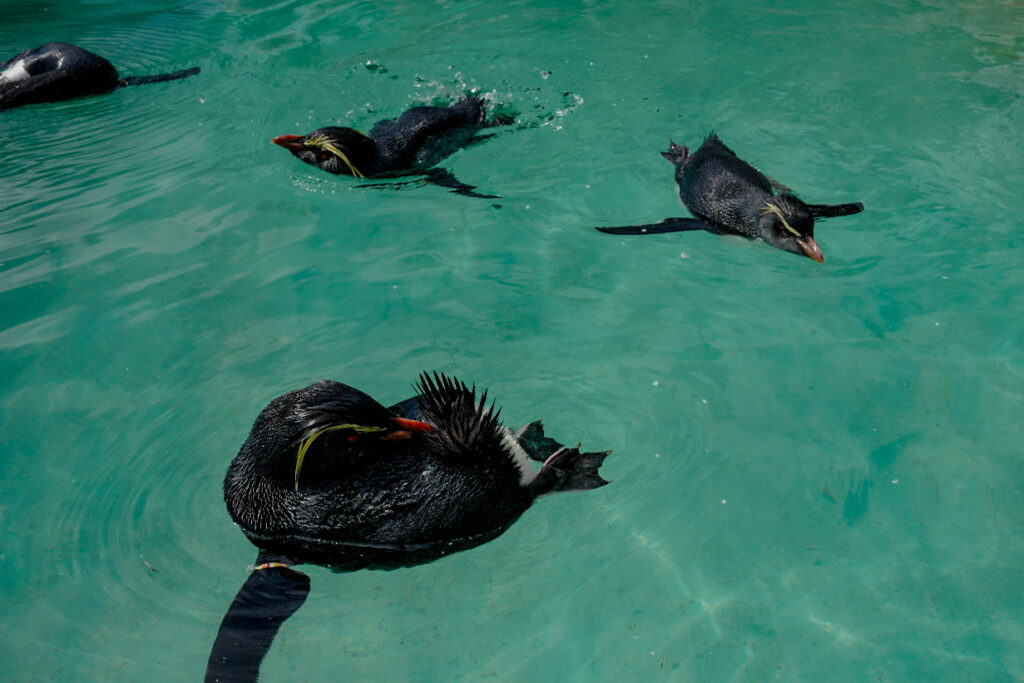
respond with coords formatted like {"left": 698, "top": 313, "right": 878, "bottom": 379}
{"left": 360, "top": 169, "right": 498, "bottom": 199}
{"left": 527, "top": 446, "right": 611, "bottom": 496}
{"left": 118, "top": 66, "right": 200, "bottom": 88}
{"left": 424, "top": 168, "right": 499, "bottom": 199}
{"left": 514, "top": 421, "right": 566, "bottom": 463}
{"left": 361, "top": 177, "right": 432, "bottom": 191}
{"left": 808, "top": 202, "right": 864, "bottom": 219}
{"left": 205, "top": 560, "right": 310, "bottom": 683}
{"left": 596, "top": 217, "right": 715, "bottom": 235}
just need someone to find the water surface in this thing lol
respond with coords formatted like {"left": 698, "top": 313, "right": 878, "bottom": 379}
{"left": 1, "top": 0, "right": 1022, "bottom": 680}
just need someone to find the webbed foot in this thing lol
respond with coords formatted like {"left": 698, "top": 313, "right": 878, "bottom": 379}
{"left": 528, "top": 445, "right": 611, "bottom": 496}
{"left": 514, "top": 421, "right": 565, "bottom": 462}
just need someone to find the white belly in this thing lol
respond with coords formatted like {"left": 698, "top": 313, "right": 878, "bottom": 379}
{"left": 502, "top": 427, "right": 537, "bottom": 485}
{"left": 0, "top": 60, "right": 31, "bottom": 83}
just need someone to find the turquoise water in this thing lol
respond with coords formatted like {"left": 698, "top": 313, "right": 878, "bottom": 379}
{"left": 2, "top": 0, "right": 1022, "bottom": 680}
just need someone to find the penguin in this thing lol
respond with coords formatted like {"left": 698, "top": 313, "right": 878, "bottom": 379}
{"left": 596, "top": 134, "right": 864, "bottom": 263}
{"left": 272, "top": 96, "right": 509, "bottom": 198}
{"left": 0, "top": 42, "right": 199, "bottom": 110}
{"left": 206, "top": 372, "right": 610, "bottom": 682}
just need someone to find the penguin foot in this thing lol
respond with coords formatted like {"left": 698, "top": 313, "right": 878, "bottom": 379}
{"left": 514, "top": 421, "right": 565, "bottom": 462}
{"left": 529, "top": 446, "right": 611, "bottom": 496}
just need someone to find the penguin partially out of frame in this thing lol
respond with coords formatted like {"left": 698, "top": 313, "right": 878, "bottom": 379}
{"left": 206, "top": 372, "right": 610, "bottom": 682}
{"left": 0, "top": 42, "right": 199, "bottom": 110}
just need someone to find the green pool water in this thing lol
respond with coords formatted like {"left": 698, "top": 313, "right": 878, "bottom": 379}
{"left": 2, "top": 0, "right": 1022, "bottom": 680}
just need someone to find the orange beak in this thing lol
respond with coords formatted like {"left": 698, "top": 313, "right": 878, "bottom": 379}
{"left": 381, "top": 417, "right": 437, "bottom": 440}
{"left": 394, "top": 417, "right": 436, "bottom": 432}
{"left": 272, "top": 134, "right": 306, "bottom": 151}
{"left": 797, "top": 236, "right": 825, "bottom": 264}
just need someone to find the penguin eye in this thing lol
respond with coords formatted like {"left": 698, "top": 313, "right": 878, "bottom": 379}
{"left": 778, "top": 221, "right": 802, "bottom": 238}
{"left": 318, "top": 151, "right": 330, "bottom": 161}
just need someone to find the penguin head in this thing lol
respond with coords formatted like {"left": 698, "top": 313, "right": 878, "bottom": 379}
{"left": 272, "top": 127, "right": 377, "bottom": 177}
{"left": 232, "top": 380, "right": 435, "bottom": 493}
{"left": 289, "top": 381, "right": 437, "bottom": 489}
{"left": 757, "top": 194, "right": 824, "bottom": 263}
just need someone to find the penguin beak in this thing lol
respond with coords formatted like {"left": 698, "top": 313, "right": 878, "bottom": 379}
{"left": 272, "top": 134, "right": 307, "bottom": 151}
{"left": 381, "top": 417, "right": 437, "bottom": 440}
{"left": 394, "top": 417, "right": 436, "bottom": 432}
{"left": 797, "top": 236, "right": 825, "bottom": 263}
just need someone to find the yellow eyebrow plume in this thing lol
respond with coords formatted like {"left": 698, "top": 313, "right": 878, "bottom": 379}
{"left": 305, "top": 135, "right": 366, "bottom": 178}
{"left": 763, "top": 202, "right": 802, "bottom": 237}
{"left": 294, "top": 423, "right": 386, "bottom": 490}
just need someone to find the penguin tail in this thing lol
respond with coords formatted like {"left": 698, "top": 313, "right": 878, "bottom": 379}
{"left": 452, "top": 95, "right": 488, "bottom": 124}
{"left": 528, "top": 445, "right": 611, "bottom": 496}
{"left": 455, "top": 92, "right": 517, "bottom": 127}
{"left": 661, "top": 140, "right": 689, "bottom": 165}
{"left": 119, "top": 66, "right": 200, "bottom": 88}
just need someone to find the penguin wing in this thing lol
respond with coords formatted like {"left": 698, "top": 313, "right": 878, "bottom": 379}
{"left": 595, "top": 217, "right": 715, "bottom": 235}
{"left": 424, "top": 168, "right": 499, "bottom": 199}
{"left": 808, "top": 202, "right": 864, "bottom": 219}
{"left": 119, "top": 66, "right": 199, "bottom": 88}
{"left": 206, "top": 564, "right": 311, "bottom": 682}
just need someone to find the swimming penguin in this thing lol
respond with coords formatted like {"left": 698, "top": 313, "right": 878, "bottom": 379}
{"left": 596, "top": 134, "right": 864, "bottom": 263}
{"left": 272, "top": 96, "right": 509, "bottom": 198}
{"left": 206, "top": 372, "right": 610, "bottom": 682}
{"left": 0, "top": 42, "right": 199, "bottom": 110}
